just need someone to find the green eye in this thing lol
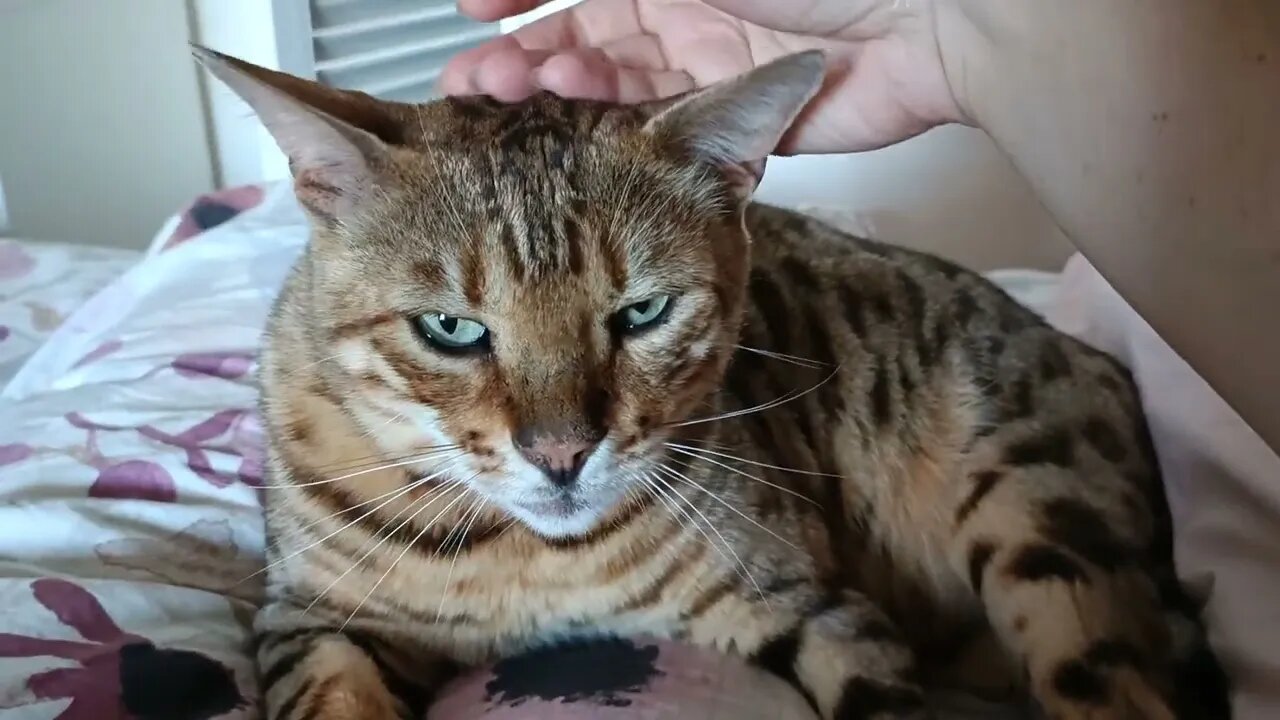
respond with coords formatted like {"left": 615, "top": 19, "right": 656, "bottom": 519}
{"left": 415, "top": 313, "right": 490, "bottom": 353}
{"left": 618, "top": 295, "right": 672, "bottom": 333}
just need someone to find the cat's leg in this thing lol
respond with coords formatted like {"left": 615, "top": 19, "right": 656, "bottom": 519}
{"left": 689, "top": 586, "right": 930, "bottom": 720}
{"left": 949, "top": 460, "right": 1177, "bottom": 719}
{"left": 255, "top": 603, "right": 456, "bottom": 720}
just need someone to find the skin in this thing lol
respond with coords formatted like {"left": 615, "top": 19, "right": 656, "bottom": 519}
{"left": 442, "top": 0, "right": 1280, "bottom": 454}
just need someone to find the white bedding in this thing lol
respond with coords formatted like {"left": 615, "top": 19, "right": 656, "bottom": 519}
{"left": 1, "top": 182, "right": 1272, "bottom": 719}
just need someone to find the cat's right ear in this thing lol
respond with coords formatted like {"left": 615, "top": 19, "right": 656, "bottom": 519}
{"left": 642, "top": 50, "right": 827, "bottom": 201}
{"left": 191, "top": 45, "right": 400, "bottom": 225}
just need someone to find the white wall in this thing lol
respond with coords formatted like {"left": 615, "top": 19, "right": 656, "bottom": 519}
{"left": 0, "top": 0, "right": 216, "bottom": 249}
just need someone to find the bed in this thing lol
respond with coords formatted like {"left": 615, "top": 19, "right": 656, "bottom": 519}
{"left": 0, "top": 183, "right": 1275, "bottom": 720}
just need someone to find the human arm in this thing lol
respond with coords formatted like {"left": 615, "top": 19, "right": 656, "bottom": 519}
{"left": 444, "top": 0, "right": 1280, "bottom": 451}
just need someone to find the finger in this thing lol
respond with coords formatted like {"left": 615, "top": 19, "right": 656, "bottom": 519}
{"left": 534, "top": 50, "right": 694, "bottom": 102}
{"left": 505, "top": 0, "right": 644, "bottom": 52}
{"left": 457, "top": 0, "right": 552, "bottom": 23}
{"left": 470, "top": 44, "right": 553, "bottom": 101}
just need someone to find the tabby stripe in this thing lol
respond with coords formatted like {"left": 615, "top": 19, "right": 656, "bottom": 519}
{"left": 954, "top": 470, "right": 1004, "bottom": 525}
{"left": 272, "top": 677, "right": 312, "bottom": 720}
{"left": 297, "top": 675, "right": 339, "bottom": 720}
{"left": 898, "top": 271, "right": 934, "bottom": 370}
{"left": 260, "top": 637, "right": 319, "bottom": 691}
{"left": 601, "top": 510, "right": 685, "bottom": 581}
{"left": 804, "top": 305, "right": 845, "bottom": 417}
{"left": 346, "top": 631, "right": 432, "bottom": 716}
{"left": 748, "top": 270, "right": 791, "bottom": 350}
{"left": 749, "top": 625, "right": 818, "bottom": 712}
{"left": 332, "top": 312, "right": 397, "bottom": 341}
{"left": 564, "top": 216, "right": 585, "bottom": 275}
{"left": 499, "top": 225, "right": 525, "bottom": 282}
{"left": 685, "top": 575, "right": 737, "bottom": 618}
{"left": 619, "top": 535, "right": 703, "bottom": 612}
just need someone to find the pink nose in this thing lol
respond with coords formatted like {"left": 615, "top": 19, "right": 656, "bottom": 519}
{"left": 516, "top": 437, "right": 598, "bottom": 487}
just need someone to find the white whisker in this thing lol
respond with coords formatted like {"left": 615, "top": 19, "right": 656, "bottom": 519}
{"left": 734, "top": 344, "right": 829, "bottom": 369}
{"left": 667, "top": 443, "right": 841, "bottom": 480}
{"left": 665, "top": 446, "right": 823, "bottom": 506}
{"left": 239, "top": 458, "right": 465, "bottom": 585}
{"left": 304, "top": 477, "right": 465, "bottom": 619}
{"left": 436, "top": 495, "right": 487, "bottom": 622}
{"left": 657, "top": 464, "right": 800, "bottom": 552}
{"left": 259, "top": 450, "right": 464, "bottom": 489}
{"left": 672, "top": 365, "right": 842, "bottom": 428}
{"left": 283, "top": 353, "right": 343, "bottom": 378}
{"left": 338, "top": 478, "right": 477, "bottom": 631}
{"left": 651, "top": 467, "right": 770, "bottom": 609}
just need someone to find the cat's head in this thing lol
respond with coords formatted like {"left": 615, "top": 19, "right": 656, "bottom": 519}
{"left": 196, "top": 46, "right": 824, "bottom": 538}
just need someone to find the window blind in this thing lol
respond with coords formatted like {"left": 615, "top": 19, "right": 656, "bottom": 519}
{"left": 309, "top": 0, "right": 498, "bottom": 102}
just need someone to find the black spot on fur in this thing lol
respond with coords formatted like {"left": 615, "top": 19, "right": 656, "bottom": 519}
{"left": 1004, "top": 377, "right": 1036, "bottom": 421}
{"left": 1007, "top": 544, "right": 1088, "bottom": 583}
{"left": 780, "top": 257, "right": 820, "bottom": 288}
{"left": 952, "top": 291, "right": 979, "bottom": 328}
{"left": 833, "top": 677, "right": 925, "bottom": 719}
{"left": 857, "top": 618, "right": 905, "bottom": 644}
{"left": 869, "top": 362, "right": 893, "bottom": 427}
{"left": 1039, "top": 341, "right": 1073, "bottom": 381}
{"left": 1052, "top": 659, "right": 1110, "bottom": 704}
{"left": 1084, "top": 639, "right": 1144, "bottom": 668}
{"left": 120, "top": 643, "right": 245, "bottom": 719}
{"left": 1040, "top": 498, "right": 1136, "bottom": 570}
{"left": 839, "top": 286, "right": 868, "bottom": 337}
{"left": 1082, "top": 417, "right": 1128, "bottom": 462}
{"left": 484, "top": 637, "right": 662, "bottom": 708}
{"left": 955, "top": 470, "right": 1004, "bottom": 525}
{"left": 1004, "top": 429, "right": 1075, "bottom": 467}
{"left": 750, "top": 626, "right": 818, "bottom": 711}
{"left": 968, "top": 541, "right": 997, "bottom": 595}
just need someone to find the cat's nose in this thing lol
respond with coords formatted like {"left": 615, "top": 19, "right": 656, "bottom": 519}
{"left": 514, "top": 434, "right": 599, "bottom": 487}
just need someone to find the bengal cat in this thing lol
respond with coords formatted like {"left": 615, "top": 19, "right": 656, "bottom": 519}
{"left": 193, "top": 46, "right": 1230, "bottom": 720}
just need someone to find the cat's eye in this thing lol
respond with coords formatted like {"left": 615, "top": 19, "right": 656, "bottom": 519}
{"left": 415, "top": 313, "right": 490, "bottom": 353}
{"left": 617, "top": 295, "right": 673, "bottom": 334}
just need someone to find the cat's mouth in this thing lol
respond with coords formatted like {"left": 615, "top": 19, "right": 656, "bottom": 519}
{"left": 510, "top": 488, "right": 617, "bottom": 538}
{"left": 519, "top": 494, "right": 588, "bottom": 518}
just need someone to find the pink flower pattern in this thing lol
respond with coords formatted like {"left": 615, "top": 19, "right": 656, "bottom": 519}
{"left": 0, "top": 579, "right": 246, "bottom": 719}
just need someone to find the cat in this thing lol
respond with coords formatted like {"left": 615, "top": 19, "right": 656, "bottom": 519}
{"left": 193, "top": 45, "right": 1230, "bottom": 720}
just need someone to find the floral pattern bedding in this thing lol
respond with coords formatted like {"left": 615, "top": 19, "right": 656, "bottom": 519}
{"left": 0, "top": 183, "right": 1053, "bottom": 720}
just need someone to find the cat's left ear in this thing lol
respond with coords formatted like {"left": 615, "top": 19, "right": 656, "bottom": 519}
{"left": 191, "top": 45, "right": 402, "bottom": 226}
{"left": 643, "top": 50, "right": 827, "bottom": 200}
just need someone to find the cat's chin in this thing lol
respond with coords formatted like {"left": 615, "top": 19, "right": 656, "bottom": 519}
{"left": 508, "top": 500, "right": 608, "bottom": 540}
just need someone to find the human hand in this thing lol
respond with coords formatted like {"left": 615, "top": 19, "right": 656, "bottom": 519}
{"left": 441, "top": 0, "right": 966, "bottom": 154}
